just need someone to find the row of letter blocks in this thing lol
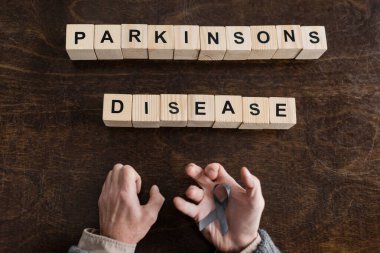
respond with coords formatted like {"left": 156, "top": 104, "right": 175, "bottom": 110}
{"left": 103, "top": 94, "right": 297, "bottom": 129}
{"left": 67, "top": 24, "right": 327, "bottom": 61}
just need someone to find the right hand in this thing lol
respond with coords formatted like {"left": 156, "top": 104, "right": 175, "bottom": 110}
{"left": 98, "top": 164, "right": 165, "bottom": 244}
{"left": 173, "top": 163, "right": 265, "bottom": 252}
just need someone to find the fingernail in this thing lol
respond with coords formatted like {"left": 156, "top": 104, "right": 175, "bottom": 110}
{"left": 152, "top": 185, "right": 159, "bottom": 192}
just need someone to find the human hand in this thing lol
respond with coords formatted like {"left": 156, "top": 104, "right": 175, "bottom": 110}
{"left": 173, "top": 163, "right": 265, "bottom": 252}
{"left": 98, "top": 164, "right": 165, "bottom": 244}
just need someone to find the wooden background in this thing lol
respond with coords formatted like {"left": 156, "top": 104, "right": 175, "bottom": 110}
{"left": 1, "top": 1, "right": 379, "bottom": 252}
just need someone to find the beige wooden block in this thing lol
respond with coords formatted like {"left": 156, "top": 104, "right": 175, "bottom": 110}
{"left": 296, "top": 26, "right": 327, "bottom": 60}
{"left": 132, "top": 95, "right": 160, "bottom": 128}
{"left": 269, "top": 97, "right": 297, "bottom": 129}
{"left": 174, "top": 25, "right": 200, "bottom": 60}
{"left": 103, "top": 94, "right": 132, "bottom": 127}
{"left": 249, "top": 26, "right": 278, "bottom": 59}
{"left": 224, "top": 26, "right": 251, "bottom": 60}
{"left": 66, "top": 24, "right": 97, "bottom": 60}
{"left": 213, "top": 95, "right": 242, "bottom": 128}
{"left": 198, "top": 26, "right": 227, "bottom": 61}
{"left": 187, "top": 95, "right": 215, "bottom": 127}
{"left": 148, "top": 25, "right": 174, "bottom": 59}
{"left": 272, "top": 25, "right": 303, "bottom": 59}
{"left": 160, "top": 94, "right": 187, "bottom": 127}
{"left": 239, "top": 97, "right": 270, "bottom": 129}
{"left": 94, "top": 25, "right": 123, "bottom": 60}
{"left": 121, "top": 24, "right": 148, "bottom": 59}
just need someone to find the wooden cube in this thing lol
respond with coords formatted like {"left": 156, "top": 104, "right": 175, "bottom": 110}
{"left": 160, "top": 94, "right": 187, "bottom": 127}
{"left": 249, "top": 26, "right": 278, "bottom": 60}
{"left": 272, "top": 25, "right": 303, "bottom": 59}
{"left": 94, "top": 25, "right": 123, "bottom": 60}
{"left": 198, "top": 26, "right": 227, "bottom": 61}
{"left": 66, "top": 24, "right": 97, "bottom": 60}
{"left": 239, "top": 97, "right": 270, "bottom": 129}
{"left": 148, "top": 25, "right": 174, "bottom": 59}
{"left": 269, "top": 97, "right": 297, "bottom": 129}
{"left": 224, "top": 26, "right": 251, "bottom": 60}
{"left": 121, "top": 24, "right": 148, "bottom": 59}
{"left": 187, "top": 95, "right": 215, "bottom": 127}
{"left": 213, "top": 95, "right": 242, "bottom": 128}
{"left": 174, "top": 25, "right": 200, "bottom": 60}
{"left": 103, "top": 94, "right": 132, "bottom": 127}
{"left": 296, "top": 26, "right": 327, "bottom": 60}
{"left": 132, "top": 95, "right": 160, "bottom": 128}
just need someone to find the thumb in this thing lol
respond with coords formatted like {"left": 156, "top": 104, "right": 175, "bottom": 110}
{"left": 145, "top": 185, "right": 165, "bottom": 217}
{"left": 240, "top": 167, "right": 261, "bottom": 197}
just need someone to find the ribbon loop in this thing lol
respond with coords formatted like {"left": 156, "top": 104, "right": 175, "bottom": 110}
{"left": 198, "top": 184, "right": 231, "bottom": 235}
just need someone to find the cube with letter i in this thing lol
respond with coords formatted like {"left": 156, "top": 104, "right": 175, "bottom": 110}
{"left": 160, "top": 94, "right": 188, "bottom": 127}
{"left": 174, "top": 25, "right": 200, "bottom": 60}
{"left": 213, "top": 95, "right": 243, "bottom": 128}
{"left": 103, "top": 94, "right": 132, "bottom": 127}
{"left": 94, "top": 25, "right": 123, "bottom": 60}
{"left": 132, "top": 95, "right": 160, "bottom": 128}
{"left": 121, "top": 24, "right": 148, "bottom": 59}
{"left": 268, "top": 97, "right": 297, "bottom": 129}
{"left": 66, "top": 24, "right": 97, "bottom": 60}
{"left": 296, "top": 26, "right": 327, "bottom": 60}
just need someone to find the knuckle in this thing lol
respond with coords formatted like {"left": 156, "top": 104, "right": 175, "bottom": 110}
{"left": 113, "top": 163, "right": 123, "bottom": 170}
{"left": 146, "top": 211, "right": 158, "bottom": 224}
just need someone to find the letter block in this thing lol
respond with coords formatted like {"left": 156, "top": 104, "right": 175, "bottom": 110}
{"left": 160, "top": 94, "right": 188, "bottom": 127}
{"left": 213, "top": 95, "right": 243, "bottom": 128}
{"left": 174, "top": 25, "right": 200, "bottom": 60}
{"left": 94, "top": 25, "right": 123, "bottom": 60}
{"left": 198, "top": 26, "right": 227, "bottom": 61}
{"left": 187, "top": 95, "right": 215, "bottom": 127}
{"left": 148, "top": 25, "right": 174, "bottom": 59}
{"left": 296, "top": 26, "right": 327, "bottom": 60}
{"left": 103, "top": 94, "right": 132, "bottom": 127}
{"left": 268, "top": 97, "right": 297, "bottom": 129}
{"left": 249, "top": 26, "right": 278, "bottom": 60}
{"left": 224, "top": 26, "right": 252, "bottom": 60}
{"left": 66, "top": 24, "right": 97, "bottom": 60}
{"left": 239, "top": 97, "right": 270, "bottom": 129}
{"left": 121, "top": 24, "right": 148, "bottom": 59}
{"left": 132, "top": 95, "right": 160, "bottom": 128}
{"left": 272, "top": 25, "right": 303, "bottom": 59}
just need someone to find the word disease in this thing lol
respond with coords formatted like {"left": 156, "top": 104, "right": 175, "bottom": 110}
{"left": 66, "top": 24, "right": 327, "bottom": 61}
{"left": 103, "top": 94, "right": 297, "bottom": 130}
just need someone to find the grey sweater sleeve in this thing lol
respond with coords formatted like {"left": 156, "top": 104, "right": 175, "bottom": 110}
{"left": 255, "top": 229, "right": 281, "bottom": 253}
{"left": 68, "top": 246, "right": 89, "bottom": 253}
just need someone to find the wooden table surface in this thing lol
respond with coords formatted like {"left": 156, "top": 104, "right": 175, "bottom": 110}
{"left": 1, "top": 1, "right": 379, "bottom": 252}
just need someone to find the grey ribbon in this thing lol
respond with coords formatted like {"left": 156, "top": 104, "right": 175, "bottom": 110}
{"left": 198, "top": 184, "right": 231, "bottom": 235}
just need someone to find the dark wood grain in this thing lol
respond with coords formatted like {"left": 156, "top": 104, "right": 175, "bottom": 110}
{"left": 0, "top": 1, "right": 379, "bottom": 252}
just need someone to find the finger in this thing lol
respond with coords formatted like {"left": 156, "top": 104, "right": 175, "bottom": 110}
{"left": 185, "top": 185, "right": 204, "bottom": 203}
{"left": 204, "top": 163, "right": 237, "bottom": 186}
{"left": 111, "top": 163, "right": 124, "bottom": 185}
{"left": 144, "top": 185, "right": 165, "bottom": 221}
{"left": 173, "top": 196, "right": 199, "bottom": 219}
{"left": 104, "top": 169, "right": 114, "bottom": 189}
{"left": 119, "top": 165, "right": 142, "bottom": 194}
{"left": 240, "top": 167, "right": 262, "bottom": 198}
{"left": 185, "top": 163, "right": 213, "bottom": 187}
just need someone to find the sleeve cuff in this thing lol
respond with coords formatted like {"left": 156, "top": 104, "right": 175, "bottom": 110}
{"left": 240, "top": 233, "right": 262, "bottom": 253}
{"left": 77, "top": 228, "right": 136, "bottom": 253}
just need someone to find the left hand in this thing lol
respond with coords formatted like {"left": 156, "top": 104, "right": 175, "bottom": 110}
{"left": 173, "top": 163, "right": 265, "bottom": 252}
